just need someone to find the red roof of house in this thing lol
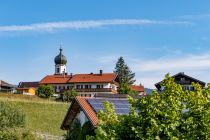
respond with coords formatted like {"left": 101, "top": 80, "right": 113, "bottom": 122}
{"left": 39, "top": 75, "right": 72, "bottom": 84}
{"left": 61, "top": 94, "right": 141, "bottom": 130}
{"left": 40, "top": 73, "right": 117, "bottom": 84}
{"left": 131, "top": 85, "right": 144, "bottom": 92}
{"left": 76, "top": 97, "right": 98, "bottom": 127}
{"left": 69, "top": 73, "right": 117, "bottom": 83}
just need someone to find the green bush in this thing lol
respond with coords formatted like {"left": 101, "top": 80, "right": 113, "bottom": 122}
{"left": 0, "top": 101, "right": 25, "bottom": 130}
{"left": 66, "top": 118, "right": 82, "bottom": 140}
{"left": 38, "top": 85, "right": 54, "bottom": 98}
{"left": 89, "top": 74, "right": 210, "bottom": 139}
{"left": 0, "top": 101, "right": 35, "bottom": 140}
{"left": 63, "top": 89, "right": 78, "bottom": 102}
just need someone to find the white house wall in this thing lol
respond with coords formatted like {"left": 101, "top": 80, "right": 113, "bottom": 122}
{"left": 74, "top": 83, "right": 111, "bottom": 89}
{"left": 77, "top": 110, "right": 88, "bottom": 126}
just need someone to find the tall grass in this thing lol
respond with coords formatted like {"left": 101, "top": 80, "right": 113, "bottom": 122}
{"left": 0, "top": 93, "right": 69, "bottom": 136}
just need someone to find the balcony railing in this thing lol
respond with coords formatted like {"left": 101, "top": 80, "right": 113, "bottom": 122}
{"left": 75, "top": 88, "right": 115, "bottom": 93}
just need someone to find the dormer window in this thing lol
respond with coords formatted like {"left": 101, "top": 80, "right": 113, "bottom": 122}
{"left": 181, "top": 77, "right": 185, "bottom": 81}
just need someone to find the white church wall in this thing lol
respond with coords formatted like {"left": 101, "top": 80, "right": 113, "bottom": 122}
{"left": 55, "top": 64, "right": 67, "bottom": 75}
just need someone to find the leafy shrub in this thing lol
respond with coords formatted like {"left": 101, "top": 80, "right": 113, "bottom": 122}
{"left": 38, "top": 85, "right": 54, "bottom": 98}
{"left": 0, "top": 101, "right": 35, "bottom": 140}
{"left": 89, "top": 74, "right": 210, "bottom": 139}
{"left": 66, "top": 118, "right": 82, "bottom": 140}
{"left": 63, "top": 89, "right": 78, "bottom": 102}
{"left": 0, "top": 101, "right": 25, "bottom": 130}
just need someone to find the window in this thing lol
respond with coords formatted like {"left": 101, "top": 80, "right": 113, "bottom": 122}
{"left": 76, "top": 85, "right": 80, "bottom": 89}
{"left": 182, "top": 85, "right": 192, "bottom": 91}
{"left": 97, "top": 85, "right": 104, "bottom": 88}
{"left": 81, "top": 85, "right": 83, "bottom": 89}
{"left": 89, "top": 85, "right": 92, "bottom": 89}
{"left": 180, "top": 77, "right": 185, "bottom": 81}
{"left": 57, "top": 68, "right": 60, "bottom": 73}
{"left": 85, "top": 85, "right": 89, "bottom": 89}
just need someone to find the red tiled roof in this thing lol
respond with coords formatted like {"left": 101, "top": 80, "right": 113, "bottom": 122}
{"left": 39, "top": 75, "right": 72, "bottom": 84}
{"left": 131, "top": 85, "right": 144, "bottom": 92}
{"left": 61, "top": 94, "right": 146, "bottom": 130}
{"left": 40, "top": 73, "right": 117, "bottom": 84}
{"left": 76, "top": 97, "right": 98, "bottom": 127}
{"left": 69, "top": 73, "right": 117, "bottom": 83}
{"left": 61, "top": 96, "right": 98, "bottom": 130}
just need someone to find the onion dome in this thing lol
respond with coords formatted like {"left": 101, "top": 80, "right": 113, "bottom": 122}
{"left": 54, "top": 48, "right": 67, "bottom": 65}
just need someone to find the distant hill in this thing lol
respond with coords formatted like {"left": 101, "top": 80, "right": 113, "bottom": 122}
{"left": 144, "top": 88, "right": 154, "bottom": 95}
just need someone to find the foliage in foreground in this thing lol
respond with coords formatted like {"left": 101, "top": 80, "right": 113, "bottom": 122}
{"left": 0, "top": 101, "right": 25, "bottom": 130}
{"left": 66, "top": 119, "right": 94, "bottom": 140}
{"left": 88, "top": 74, "right": 210, "bottom": 140}
{"left": 0, "top": 101, "right": 35, "bottom": 140}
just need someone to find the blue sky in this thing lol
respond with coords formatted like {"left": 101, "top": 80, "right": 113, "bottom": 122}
{"left": 1, "top": 0, "right": 210, "bottom": 88}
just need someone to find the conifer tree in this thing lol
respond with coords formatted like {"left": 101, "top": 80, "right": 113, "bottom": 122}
{"left": 115, "top": 57, "right": 136, "bottom": 85}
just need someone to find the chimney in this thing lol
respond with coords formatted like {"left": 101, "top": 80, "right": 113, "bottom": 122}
{"left": 100, "top": 70, "right": 103, "bottom": 75}
{"left": 90, "top": 72, "right": 93, "bottom": 75}
{"left": 70, "top": 73, "right": 73, "bottom": 77}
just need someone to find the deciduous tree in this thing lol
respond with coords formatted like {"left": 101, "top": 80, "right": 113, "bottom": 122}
{"left": 89, "top": 74, "right": 210, "bottom": 139}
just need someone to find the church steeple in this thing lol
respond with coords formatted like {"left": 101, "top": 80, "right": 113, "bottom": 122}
{"left": 54, "top": 47, "right": 67, "bottom": 75}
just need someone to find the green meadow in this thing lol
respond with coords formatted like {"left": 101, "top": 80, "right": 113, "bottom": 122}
{"left": 0, "top": 93, "right": 69, "bottom": 136}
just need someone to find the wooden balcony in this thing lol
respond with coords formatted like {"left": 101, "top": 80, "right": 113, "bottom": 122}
{"left": 75, "top": 88, "right": 117, "bottom": 93}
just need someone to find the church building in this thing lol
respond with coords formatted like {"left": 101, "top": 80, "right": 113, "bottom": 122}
{"left": 40, "top": 48, "right": 130, "bottom": 97}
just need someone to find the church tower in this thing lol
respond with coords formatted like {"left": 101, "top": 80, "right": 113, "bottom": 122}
{"left": 54, "top": 48, "right": 67, "bottom": 75}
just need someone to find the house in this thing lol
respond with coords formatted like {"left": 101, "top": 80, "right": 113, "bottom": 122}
{"left": 40, "top": 48, "right": 144, "bottom": 96}
{"left": 155, "top": 72, "right": 206, "bottom": 91}
{"left": 18, "top": 81, "right": 39, "bottom": 89}
{"left": 16, "top": 81, "right": 39, "bottom": 95}
{"left": 61, "top": 94, "right": 136, "bottom": 130}
{"left": 131, "top": 84, "right": 145, "bottom": 95}
{"left": 40, "top": 71, "right": 119, "bottom": 97}
{"left": 16, "top": 87, "right": 36, "bottom": 95}
{"left": 0, "top": 80, "right": 15, "bottom": 93}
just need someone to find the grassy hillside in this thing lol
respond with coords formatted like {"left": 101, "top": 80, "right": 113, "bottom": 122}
{"left": 0, "top": 93, "right": 69, "bottom": 136}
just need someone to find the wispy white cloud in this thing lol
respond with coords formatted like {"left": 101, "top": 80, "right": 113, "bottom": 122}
{"left": 0, "top": 19, "right": 190, "bottom": 33}
{"left": 178, "top": 14, "right": 210, "bottom": 20}
{"left": 98, "top": 53, "right": 210, "bottom": 88}
{"left": 132, "top": 54, "right": 210, "bottom": 72}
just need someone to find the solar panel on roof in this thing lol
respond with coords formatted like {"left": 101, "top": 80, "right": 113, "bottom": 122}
{"left": 87, "top": 98, "right": 131, "bottom": 115}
